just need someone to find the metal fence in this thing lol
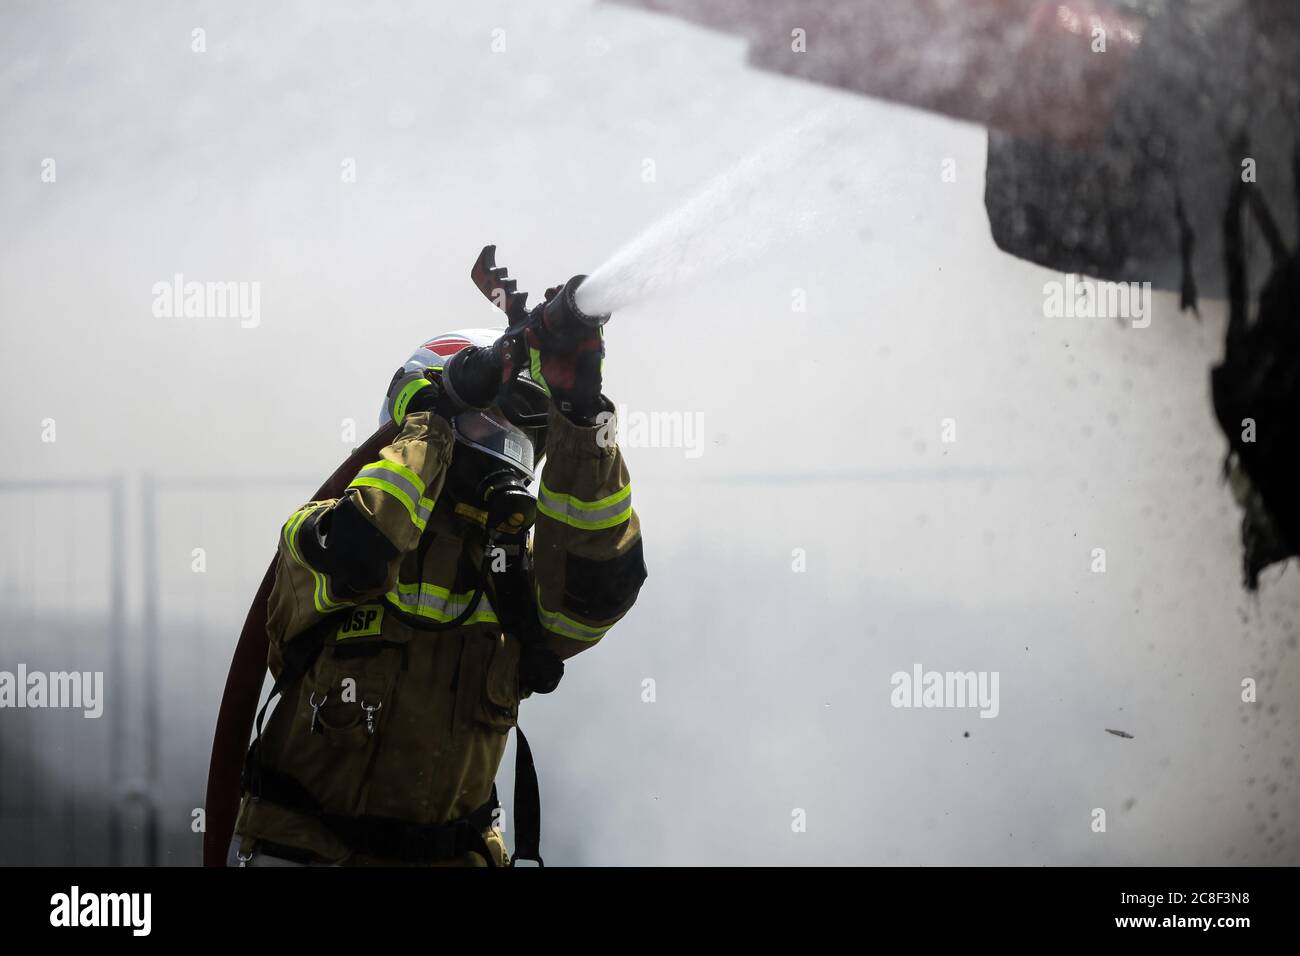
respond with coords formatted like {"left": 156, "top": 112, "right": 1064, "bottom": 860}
{"left": 140, "top": 475, "right": 312, "bottom": 866}
{"left": 0, "top": 474, "right": 313, "bottom": 865}
{"left": 0, "top": 478, "right": 125, "bottom": 865}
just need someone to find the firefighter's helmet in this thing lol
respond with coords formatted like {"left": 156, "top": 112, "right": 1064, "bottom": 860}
{"left": 379, "top": 329, "right": 550, "bottom": 476}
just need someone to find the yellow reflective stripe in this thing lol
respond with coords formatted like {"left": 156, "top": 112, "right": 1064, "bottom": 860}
{"left": 384, "top": 581, "right": 499, "bottom": 624}
{"left": 349, "top": 460, "right": 434, "bottom": 531}
{"left": 281, "top": 505, "right": 348, "bottom": 613}
{"left": 366, "top": 459, "right": 427, "bottom": 496}
{"left": 391, "top": 377, "right": 430, "bottom": 426}
{"left": 540, "top": 481, "right": 630, "bottom": 512}
{"left": 535, "top": 588, "right": 609, "bottom": 643}
{"left": 529, "top": 347, "right": 550, "bottom": 396}
{"left": 281, "top": 507, "right": 309, "bottom": 563}
{"left": 349, "top": 477, "right": 433, "bottom": 531}
{"left": 537, "top": 480, "right": 632, "bottom": 530}
{"left": 536, "top": 501, "right": 630, "bottom": 531}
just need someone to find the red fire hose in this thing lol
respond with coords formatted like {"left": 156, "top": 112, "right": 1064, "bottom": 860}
{"left": 202, "top": 422, "right": 398, "bottom": 866}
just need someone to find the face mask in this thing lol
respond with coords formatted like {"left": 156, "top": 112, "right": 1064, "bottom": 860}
{"left": 445, "top": 436, "right": 538, "bottom": 538}
{"left": 452, "top": 408, "right": 536, "bottom": 477}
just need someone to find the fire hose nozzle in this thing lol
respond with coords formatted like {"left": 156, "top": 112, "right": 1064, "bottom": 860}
{"left": 543, "top": 275, "right": 610, "bottom": 335}
{"left": 465, "top": 248, "right": 612, "bottom": 399}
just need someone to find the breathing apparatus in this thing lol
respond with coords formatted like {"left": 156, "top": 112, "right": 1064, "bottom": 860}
{"left": 382, "top": 245, "right": 610, "bottom": 530}
{"left": 381, "top": 333, "right": 542, "bottom": 540}
{"left": 376, "top": 247, "right": 611, "bottom": 639}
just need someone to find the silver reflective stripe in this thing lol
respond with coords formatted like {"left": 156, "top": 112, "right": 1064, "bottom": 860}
{"left": 386, "top": 587, "right": 497, "bottom": 622}
{"left": 536, "top": 486, "right": 631, "bottom": 528}
{"left": 536, "top": 602, "right": 608, "bottom": 642}
{"left": 415, "top": 498, "right": 435, "bottom": 527}
{"left": 354, "top": 464, "right": 424, "bottom": 509}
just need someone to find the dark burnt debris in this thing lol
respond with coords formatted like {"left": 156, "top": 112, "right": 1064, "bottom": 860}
{"left": 1211, "top": 143, "right": 1300, "bottom": 590}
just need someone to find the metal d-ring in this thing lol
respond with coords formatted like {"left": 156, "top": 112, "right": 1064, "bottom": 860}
{"left": 308, "top": 691, "right": 327, "bottom": 735}
{"left": 361, "top": 698, "right": 383, "bottom": 737}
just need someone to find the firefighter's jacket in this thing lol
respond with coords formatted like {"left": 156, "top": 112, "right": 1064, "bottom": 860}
{"left": 234, "top": 406, "right": 645, "bottom": 864}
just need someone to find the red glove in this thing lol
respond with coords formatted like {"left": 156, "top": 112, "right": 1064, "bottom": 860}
{"left": 526, "top": 285, "right": 605, "bottom": 424}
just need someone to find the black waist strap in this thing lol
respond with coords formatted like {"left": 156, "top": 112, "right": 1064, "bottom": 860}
{"left": 253, "top": 765, "right": 501, "bottom": 865}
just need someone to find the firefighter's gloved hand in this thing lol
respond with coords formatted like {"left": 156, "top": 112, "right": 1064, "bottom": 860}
{"left": 527, "top": 287, "right": 604, "bottom": 425}
{"left": 386, "top": 367, "right": 461, "bottom": 426}
{"left": 518, "top": 643, "right": 564, "bottom": 695}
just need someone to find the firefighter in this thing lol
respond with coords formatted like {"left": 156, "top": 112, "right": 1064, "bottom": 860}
{"left": 229, "top": 322, "right": 646, "bottom": 866}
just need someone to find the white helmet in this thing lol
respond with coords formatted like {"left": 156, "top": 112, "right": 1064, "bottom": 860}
{"left": 377, "top": 328, "right": 504, "bottom": 426}
{"left": 380, "top": 328, "right": 550, "bottom": 476}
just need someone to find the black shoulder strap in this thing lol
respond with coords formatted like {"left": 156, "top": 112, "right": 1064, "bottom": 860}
{"left": 487, "top": 537, "right": 547, "bottom": 644}
{"left": 242, "top": 617, "right": 332, "bottom": 798}
{"left": 511, "top": 727, "right": 543, "bottom": 866}
{"left": 484, "top": 536, "right": 547, "bottom": 866}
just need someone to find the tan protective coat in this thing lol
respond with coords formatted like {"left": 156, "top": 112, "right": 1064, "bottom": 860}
{"left": 234, "top": 408, "right": 643, "bottom": 864}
